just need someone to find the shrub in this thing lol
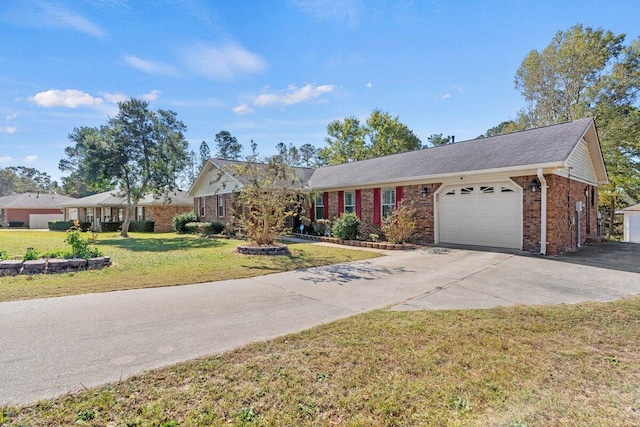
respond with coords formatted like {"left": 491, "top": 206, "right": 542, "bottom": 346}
{"left": 128, "top": 220, "right": 155, "bottom": 232}
{"left": 184, "top": 222, "right": 203, "bottom": 234}
{"left": 381, "top": 200, "right": 417, "bottom": 243}
{"left": 0, "top": 249, "right": 9, "bottom": 260}
{"left": 331, "top": 213, "right": 361, "bottom": 240}
{"left": 314, "top": 219, "right": 332, "bottom": 236}
{"left": 41, "top": 249, "right": 72, "bottom": 259}
{"left": 23, "top": 247, "right": 40, "bottom": 261}
{"left": 100, "top": 222, "right": 122, "bottom": 232}
{"left": 9, "top": 221, "right": 25, "bottom": 228}
{"left": 65, "top": 222, "right": 103, "bottom": 259}
{"left": 48, "top": 220, "right": 91, "bottom": 231}
{"left": 173, "top": 211, "right": 198, "bottom": 233}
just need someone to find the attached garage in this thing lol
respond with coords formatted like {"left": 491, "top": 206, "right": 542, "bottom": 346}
{"left": 437, "top": 181, "right": 522, "bottom": 249}
{"left": 619, "top": 204, "right": 640, "bottom": 243}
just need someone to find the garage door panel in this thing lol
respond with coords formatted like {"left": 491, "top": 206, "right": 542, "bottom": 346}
{"left": 438, "top": 182, "right": 522, "bottom": 250}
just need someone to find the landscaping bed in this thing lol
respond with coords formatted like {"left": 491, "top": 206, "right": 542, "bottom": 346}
{"left": 293, "top": 233, "right": 416, "bottom": 250}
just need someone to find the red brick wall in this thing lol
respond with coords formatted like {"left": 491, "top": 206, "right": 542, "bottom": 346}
{"left": 545, "top": 175, "right": 598, "bottom": 254}
{"left": 511, "top": 176, "right": 542, "bottom": 253}
{"left": 399, "top": 183, "right": 441, "bottom": 244}
{"left": 146, "top": 205, "right": 193, "bottom": 232}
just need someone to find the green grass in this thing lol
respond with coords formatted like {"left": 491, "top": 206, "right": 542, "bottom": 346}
{"left": 0, "top": 231, "right": 380, "bottom": 302}
{"left": 2, "top": 297, "right": 639, "bottom": 426}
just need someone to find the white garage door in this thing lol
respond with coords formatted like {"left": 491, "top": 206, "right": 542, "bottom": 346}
{"left": 625, "top": 212, "right": 640, "bottom": 243}
{"left": 438, "top": 182, "right": 522, "bottom": 249}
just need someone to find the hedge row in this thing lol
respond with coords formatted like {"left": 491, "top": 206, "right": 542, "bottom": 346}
{"left": 47, "top": 220, "right": 155, "bottom": 232}
{"left": 184, "top": 221, "right": 226, "bottom": 235}
{"left": 48, "top": 221, "right": 92, "bottom": 231}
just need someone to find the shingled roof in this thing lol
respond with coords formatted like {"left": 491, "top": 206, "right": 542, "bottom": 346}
{"left": 60, "top": 190, "right": 193, "bottom": 207}
{"left": 0, "top": 192, "right": 76, "bottom": 209}
{"left": 307, "top": 117, "right": 596, "bottom": 190}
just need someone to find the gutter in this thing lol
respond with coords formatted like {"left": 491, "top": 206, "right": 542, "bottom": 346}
{"left": 537, "top": 168, "right": 547, "bottom": 255}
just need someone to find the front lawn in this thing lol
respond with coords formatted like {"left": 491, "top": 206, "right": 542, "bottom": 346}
{"left": 0, "top": 231, "right": 380, "bottom": 302}
{"left": 2, "top": 297, "right": 639, "bottom": 426}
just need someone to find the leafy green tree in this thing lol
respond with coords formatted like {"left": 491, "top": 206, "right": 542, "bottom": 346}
{"left": 513, "top": 24, "right": 640, "bottom": 213}
{"left": 220, "top": 155, "right": 305, "bottom": 246}
{"left": 0, "top": 166, "right": 60, "bottom": 195}
{"left": 476, "top": 121, "right": 519, "bottom": 138}
{"left": 366, "top": 109, "right": 422, "bottom": 157}
{"left": 318, "top": 110, "right": 421, "bottom": 164}
{"left": 299, "top": 143, "right": 317, "bottom": 167}
{"left": 60, "top": 98, "right": 189, "bottom": 237}
{"left": 199, "top": 140, "right": 211, "bottom": 168}
{"left": 215, "top": 130, "right": 243, "bottom": 160}
{"left": 318, "top": 116, "right": 367, "bottom": 165}
{"left": 427, "top": 133, "right": 453, "bottom": 146}
{"left": 515, "top": 24, "right": 626, "bottom": 126}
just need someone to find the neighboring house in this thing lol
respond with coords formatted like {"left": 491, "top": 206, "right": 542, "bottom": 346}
{"left": 617, "top": 203, "right": 640, "bottom": 243}
{"left": 0, "top": 192, "right": 76, "bottom": 228}
{"left": 60, "top": 190, "right": 194, "bottom": 232}
{"left": 189, "top": 118, "right": 608, "bottom": 255}
{"left": 188, "top": 158, "right": 314, "bottom": 228}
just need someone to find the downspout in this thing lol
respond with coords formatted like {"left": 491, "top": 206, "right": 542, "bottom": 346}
{"left": 537, "top": 168, "right": 547, "bottom": 255}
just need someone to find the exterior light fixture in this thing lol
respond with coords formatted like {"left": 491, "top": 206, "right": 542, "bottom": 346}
{"left": 421, "top": 187, "right": 429, "bottom": 197}
{"left": 529, "top": 179, "right": 539, "bottom": 192}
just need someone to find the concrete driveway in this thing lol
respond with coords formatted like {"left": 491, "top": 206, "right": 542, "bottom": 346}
{"left": 1, "top": 242, "right": 638, "bottom": 405}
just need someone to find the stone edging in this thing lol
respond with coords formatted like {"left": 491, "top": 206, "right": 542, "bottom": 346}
{"left": 292, "top": 233, "right": 414, "bottom": 250}
{"left": 237, "top": 245, "right": 291, "bottom": 256}
{"left": 0, "top": 257, "right": 112, "bottom": 276}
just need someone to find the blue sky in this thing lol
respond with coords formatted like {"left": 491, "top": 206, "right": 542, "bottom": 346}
{"left": 1, "top": 0, "right": 639, "bottom": 183}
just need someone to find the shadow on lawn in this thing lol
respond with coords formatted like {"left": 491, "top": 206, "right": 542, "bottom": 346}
{"left": 97, "top": 236, "right": 229, "bottom": 252}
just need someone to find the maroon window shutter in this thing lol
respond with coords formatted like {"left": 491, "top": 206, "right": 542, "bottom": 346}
{"left": 373, "top": 188, "right": 381, "bottom": 225}
{"left": 323, "top": 192, "right": 329, "bottom": 219}
{"left": 338, "top": 191, "right": 344, "bottom": 213}
{"left": 355, "top": 189, "right": 362, "bottom": 218}
{"left": 310, "top": 201, "right": 315, "bottom": 222}
{"left": 395, "top": 186, "right": 404, "bottom": 207}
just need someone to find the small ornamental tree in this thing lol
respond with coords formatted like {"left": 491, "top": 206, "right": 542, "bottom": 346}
{"left": 381, "top": 200, "right": 417, "bottom": 244}
{"left": 222, "top": 155, "right": 305, "bottom": 246}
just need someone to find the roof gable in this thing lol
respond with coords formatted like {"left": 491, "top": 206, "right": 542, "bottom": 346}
{"left": 0, "top": 192, "right": 76, "bottom": 209}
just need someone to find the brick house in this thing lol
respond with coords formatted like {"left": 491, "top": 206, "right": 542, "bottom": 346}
{"left": 189, "top": 118, "right": 607, "bottom": 255}
{"left": 60, "top": 190, "right": 194, "bottom": 232}
{"left": 0, "top": 192, "right": 76, "bottom": 228}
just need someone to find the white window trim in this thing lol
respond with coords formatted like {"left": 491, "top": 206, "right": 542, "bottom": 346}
{"left": 315, "top": 193, "right": 324, "bottom": 220}
{"left": 217, "top": 195, "right": 224, "bottom": 217}
{"left": 381, "top": 188, "right": 395, "bottom": 219}
{"left": 344, "top": 190, "right": 355, "bottom": 213}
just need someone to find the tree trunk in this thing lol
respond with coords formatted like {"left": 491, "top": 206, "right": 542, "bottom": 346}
{"left": 120, "top": 203, "right": 136, "bottom": 238}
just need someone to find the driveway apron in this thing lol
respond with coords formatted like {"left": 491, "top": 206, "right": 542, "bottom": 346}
{"left": 1, "top": 244, "right": 638, "bottom": 405}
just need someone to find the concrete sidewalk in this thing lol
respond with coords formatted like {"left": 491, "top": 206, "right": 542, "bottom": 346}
{"left": 1, "top": 245, "right": 638, "bottom": 405}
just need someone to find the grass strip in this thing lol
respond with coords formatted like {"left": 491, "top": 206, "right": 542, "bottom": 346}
{"left": 2, "top": 297, "right": 639, "bottom": 426}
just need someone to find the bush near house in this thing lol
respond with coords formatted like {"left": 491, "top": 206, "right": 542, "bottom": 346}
{"left": 173, "top": 211, "right": 199, "bottom": 233}
{"left": 381, "top": 200, "right": 417, "bottom": 244}
{"left": 8, "top": 221, "right": 25, "bottom": 228}
{"left": 184, "top": 221, "right": 225, "bottom": 235}
{"left": 48, "top": 220, "right": 92, "bottom": 231}
{"left": 128, "top": 220, "right": 155, "bottom": 233}
{"left": 100, "top": 222, "right": 122, "bottom": 232}
{"left": 331, "top": 213, "right": 361, "bottom": 240}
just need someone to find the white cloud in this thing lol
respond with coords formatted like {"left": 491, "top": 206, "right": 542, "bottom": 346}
{"left": 141, "top": 89, "right": 162, "bottom": 101}
{"left": 23, "top": 155, "right": 38, "bottom": 164}
{"left": 5, "top": 113, "right": 17, "bottom": 121}
{"left": 124, "top": 55, "right": 180, "bottom": 76}
{"left": 182, "top": 42, "right": 267, "bottom": 80}
{"left": 366, "top": 82, "right": 373, "bottom": 88}
{"left": 31, "top": 89, "right": 104, "bottom": 108}
{"left": 452, "top": 84, "right": 466, "bottom": 94}
{"left": 0, "top": 126, "right": 16, "bottom": 134}
{"left": 233, "top": 103, "right": 254, "bottom": 115}
{"left": 254, "top": 84, "right": 334, "bottom": 107}
{"left": 291, "top": 0, "right": 362, "bottom": 26}
{"left": 102, "top": 92, "right": 128, "bottom": 104}
{"left": 0, "top": 156, "right": 12, "bottom": 163}
{"left": 441, "top": 93, "right": 452, "bottom": 99}
{"left": 41, "top": 3, "right": 106, "bottom": 38}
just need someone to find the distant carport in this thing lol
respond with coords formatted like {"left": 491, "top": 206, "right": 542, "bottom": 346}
{"left": 617, "top": 203, "right": 640, "bottom": 243}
